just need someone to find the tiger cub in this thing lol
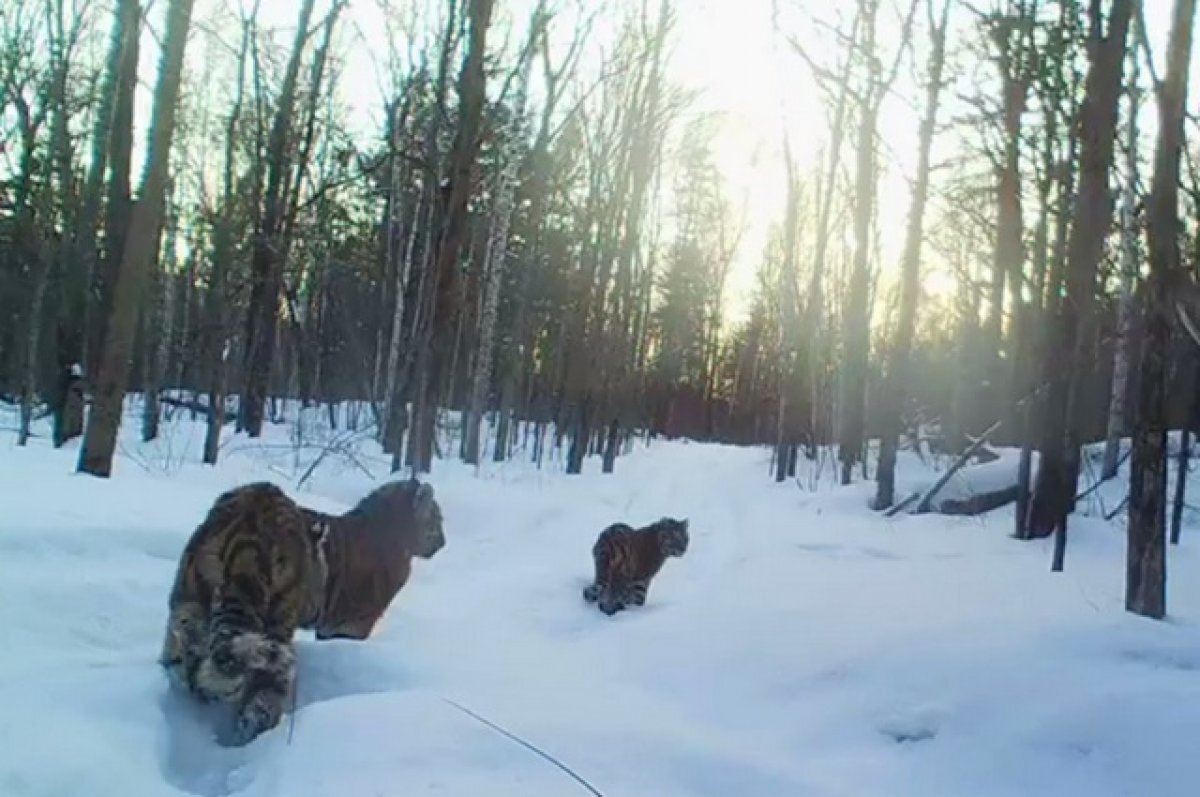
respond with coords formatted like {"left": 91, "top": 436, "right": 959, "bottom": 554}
{"left": 582, "top": 517, "right": 689, "bottom": 615}
{"left": 160, "top": 482, "right": 324, "bottom": 746}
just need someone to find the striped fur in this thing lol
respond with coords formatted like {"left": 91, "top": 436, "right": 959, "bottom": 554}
{"left": 583, "top": 518, "right": 689, "bottom": 616}
{"left": 299, "top": 480, "right": 445, "bottom": 641}
{"left": 160, "top": 482, "right": 325, "bottom": 745}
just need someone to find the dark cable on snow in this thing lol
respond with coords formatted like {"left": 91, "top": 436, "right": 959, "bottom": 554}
{"left": 441, "top": 697, "right": 604, "bottom": 797}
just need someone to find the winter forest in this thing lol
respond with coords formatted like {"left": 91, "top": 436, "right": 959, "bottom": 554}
{"left": 3, "top": 0, "right": 1200, "bottom": 793}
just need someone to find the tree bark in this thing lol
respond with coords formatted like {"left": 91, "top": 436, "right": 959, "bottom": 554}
{"left": 203, "top": 1, "right": 256, "bottom": 465}
{"left": 1027, "top": 0, "right": 1132, "bottom": 551}
{"left": 983, "top": 4, "right": 1033, "bottom": 439}
{"left": 412, "top": 0, "right": 496, "bottom": 473}
{"left": 88, "top": 0, "right": 140, "bottom": 380}
{"left": 78, "top": 0, "right": 196, "bottom": 477}
{"left": 838, "top": 29, "right": 880, "bottom": 486}
{"left": 240, "top": 0, "right": 315, "bottom": 437}
{"left": 462, "top": 127, "right": 524, "bottom": 464}
{"left": 141, "top": 211, "right": 175, "bottom": 442}
{"left": 874, "top": 0, "right": 950, "bottom": 509}
{"left": 776, "top": 140, "right": 801, "bottom": 483}
{"left": 836, "top": 0, "right": 914, "bottom": 484}
{"left": 1128, "top": 0, "right": 1194, "bottom": 619}
{"left": 1103, "top": 48, "right": 1141, "bottom": 479}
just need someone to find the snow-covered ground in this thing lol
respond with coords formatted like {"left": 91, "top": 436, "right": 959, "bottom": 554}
{"left": 2, "top": 402, "right": 1199, "bottom": 797}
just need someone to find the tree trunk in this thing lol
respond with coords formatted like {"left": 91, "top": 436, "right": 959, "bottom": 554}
{"left": 1028, "top": 0, "right": 1132, "bottom": 547}
{"left": 413, "top": 0, "right": 496, "bottom": 473}
{"left": 463, "top": 145, "right": 522, "bottom": 464}
{"left": 78, "top": 0, "right": 196, "bottom": 477}
{"left": 142, "top": 212, "right": 175, "bottom": 442}
{"left": 776, "top": 139, "right": 801, "bottom": 483}
{"left": 18, "top": 251, "right": 50, "bottom": 447}
{"left": 56, "top": 0, "right": 133, "bottom": 447}
{"left": 874, "top": 0, "right": 949, "bottom": 509}
{"left": 380, "top": 92, "right": 418, "bottom": 454}
{"left": 838, "top": 90, "right": 879, "bottom": 485}
{"left": 1103, "top": 49, "right": 1141, "bottom": 479}
{"left": 88, "top": 0, "right": 140, "bottom": 380}
{"left": 240, "top": 0, "right": 315, "bottom": 437}
{"left": 203, "top": 4, "right": 254, "bottom": 465}
{"left": 1128, "top": 0, "right": 1194, "bottom": 619}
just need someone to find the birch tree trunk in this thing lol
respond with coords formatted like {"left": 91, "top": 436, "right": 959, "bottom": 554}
{"left": 462, "top": 95, "right": 527, "bottom": 464}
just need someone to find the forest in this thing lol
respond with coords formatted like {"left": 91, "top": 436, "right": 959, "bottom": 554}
{"left": 1, "top": 0, "right": 1198, "bottom": 624}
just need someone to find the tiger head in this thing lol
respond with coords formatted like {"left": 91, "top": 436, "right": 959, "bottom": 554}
{"left": 656, "top": 517, "right": 689, "bottom": 558}
{"left": 312, "top": 480, "right": 445, "bottom": 641}
{"left": 351, "top": 479, "right": 446, "bottom": 560}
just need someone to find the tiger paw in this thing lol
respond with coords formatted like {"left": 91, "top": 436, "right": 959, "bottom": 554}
{"left": 222, "top": 694, "right": 282, "bottom": 746}
{"left": 582, "top": 584, "right": 599, "bottom": 602}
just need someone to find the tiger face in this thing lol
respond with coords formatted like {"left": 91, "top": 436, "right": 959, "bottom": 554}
{"left": 657, "top": 518, "right": 689, "bottom": 557}
{"left": 584, "top": 517, "right": 689, "bottom": 616}
{"left": 410, "top": 483, "right": 445, "bottom": 559}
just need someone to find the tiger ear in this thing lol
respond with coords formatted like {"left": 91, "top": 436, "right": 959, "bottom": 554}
{"left": 413, "top": 482, "right": 435, "bottom": 516}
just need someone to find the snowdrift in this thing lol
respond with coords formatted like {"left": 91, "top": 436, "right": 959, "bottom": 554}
{"left": 2, "top": 403, "right": 1199, "bottom": 796}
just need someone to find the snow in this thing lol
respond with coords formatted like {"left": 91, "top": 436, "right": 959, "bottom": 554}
{"left": 2, "top": 402, "right": 1200, "bottom": 797}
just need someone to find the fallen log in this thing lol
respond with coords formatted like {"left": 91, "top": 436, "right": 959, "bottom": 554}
{"left": 915, "top": 417, "right": 1003, "bottom": 513}
{"left": 939, "top": 485, "right": 1019, "bottom": 515}
{"left": 160, "top": 395, "right": 235, "bottom": 423}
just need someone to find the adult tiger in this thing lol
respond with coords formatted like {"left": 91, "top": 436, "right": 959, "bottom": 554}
{"left": 160, "top": 479, "right": 444, "bottom": 745}
{"left": 582, "top": 517, "right": 689, "bottom": 615}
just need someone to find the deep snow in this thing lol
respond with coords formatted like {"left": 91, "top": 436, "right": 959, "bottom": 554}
{"left": 1, "top": 402, "right": 1199, "bottom": 797}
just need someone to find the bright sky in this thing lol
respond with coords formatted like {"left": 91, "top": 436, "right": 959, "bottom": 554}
{"left": 152, "top": 0, "right": 1191, "bottom": 324}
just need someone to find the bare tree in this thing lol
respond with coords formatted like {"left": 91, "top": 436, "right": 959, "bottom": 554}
{"left": 53, "top": 0, "right": 137, "bottom": 447}
{"left": 874, "top": 0, "right": 951, "bottom": 509}
{"left": 410, "top": 0, "right": 497, "bottom": 472}
{"left": 78, "top": 0, "right": 197, "bottom": 477}
{"left": 838, "top": 0, "right": 917, "bottom": 485}
{"left": 1027, "top": 0, "right": 1133, "bottom": 570}
{"left": 88, "top": 0, "right": 140, "bottom": 380}
{"left": 202, "top": 0, "right": 258, "bottom": 465}
{"left": 461, "top": 5, "right": 545, "bottom": 465}
{"left": 1127, "top": 0, "right": 1195, "bottom": 619}
{"left": 239, "top": 0, "right": 317, "bottom": 437}
{"left": 1101, "top": 40, "right": 1141, "bottom": 480}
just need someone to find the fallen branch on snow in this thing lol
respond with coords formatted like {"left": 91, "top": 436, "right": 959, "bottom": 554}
{"left": 914, "top": 417, "right": 1004, "bottom": 514}
{"left": 160, "top": 395, "right": 235, "bottom": 423}
{"left": 883, "top": 491, "right": 921, "bottom": 518}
